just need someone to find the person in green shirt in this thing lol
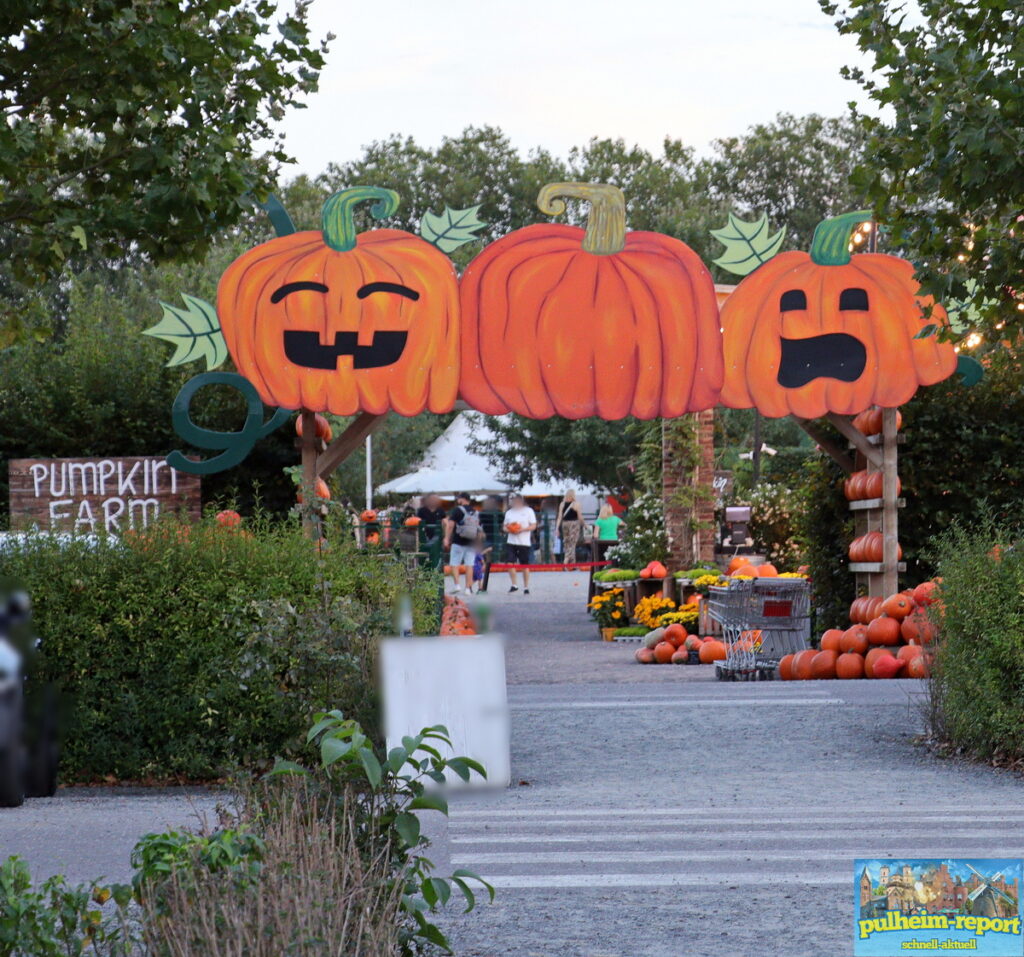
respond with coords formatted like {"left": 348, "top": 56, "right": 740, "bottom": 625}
{"left": 593, "top": 503, "right": 625, "bottom": 562}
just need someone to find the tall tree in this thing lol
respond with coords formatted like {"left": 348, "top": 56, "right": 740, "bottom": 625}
{"left": 0, "top": 0, "right": 329, "bottom": 281}
{"left": 822, "top": 0, "right": 1024, "bottom": 340}
{"left": 703, "top": 113, "right": 869, "bottom": 255}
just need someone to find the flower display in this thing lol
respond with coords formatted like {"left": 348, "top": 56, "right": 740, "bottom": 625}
{"left": 659, "top": 604, "right": 700, "bottom": 630}
{"left": 632, "top": 594, "right": 677, "bottom": 629}
{"left": 588, "top": 588, "right": 627, "bottom": 628}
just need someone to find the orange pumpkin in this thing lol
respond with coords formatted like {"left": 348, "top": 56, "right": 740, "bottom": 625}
{"left": 459, "top": 182, "right": 723, "bottom": 419}
{"left": 720, "top": 211, "right": 957, "bottom": 418}
{"left": 698, "top": 639, "right": 728, "bottom": 663}
{"left": 778, "top": 653, "right": 795, "bottom": 680}
{"left": 810, "top": 650, "right": 838, "bottom": 680}
{"left": 792, "top": 649, "right": 818, "bottom": 680}
{"left": 866, "top": 616, "right": 901, "bottom": 646}
{"left": 836, "top": 652, "right": 865, "bottom": 680}
{"left": 841, "top": 625, "right": 870, "bottom": 656}
{"left": 820, "top": 629, "right": 844, "bottom": 653}
{"left": 218, "top": 187, "right": 459, "bottom": 417}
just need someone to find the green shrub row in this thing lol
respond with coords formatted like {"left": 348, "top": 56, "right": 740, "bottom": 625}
{"left": 5, "top": 516, "right": 440, "bottom": 781}
{"left": 929, "top": 515, "right": 1024, "bottom": 760}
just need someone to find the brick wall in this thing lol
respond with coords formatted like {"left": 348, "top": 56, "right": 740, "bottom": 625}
{"left": 662, "top": 410, "right": 716, "bottom": 569}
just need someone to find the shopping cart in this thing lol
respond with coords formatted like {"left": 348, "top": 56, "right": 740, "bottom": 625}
{"left": 707, "top": 578, "right": 811, "bottom": 680}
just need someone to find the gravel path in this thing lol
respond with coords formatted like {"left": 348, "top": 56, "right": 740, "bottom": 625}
{"left": 3, "top": 570, "right": 1022, "bottom": 957}
{"left": 433, "top": 572, "right": 1024, "bottom": 957}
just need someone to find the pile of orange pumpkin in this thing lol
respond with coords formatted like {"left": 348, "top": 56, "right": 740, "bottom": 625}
{"left": 779, "top": 580, "right": 939, "bottom": 680}
{"left": 440, "top": 595, "right": 477, "bottom": 636}
{"left": 639, "top": 560, "right": 669, "bottom": 579}
{"left": 634, "top": 624, "right": 728, "bottom": 665}
{"left": 725, "top": 556, "right": 781, "bottom": 578}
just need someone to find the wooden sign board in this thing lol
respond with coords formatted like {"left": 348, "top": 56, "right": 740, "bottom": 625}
{"left": 9, "top": 457, "right": 201, "bottom": 533}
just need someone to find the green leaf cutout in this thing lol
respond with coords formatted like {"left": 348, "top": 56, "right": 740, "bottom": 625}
{"left": 710, "top": 212, "right": 785, "bottom": 276}
{"left": 420, "top": 205, "right": 487, "bottom": 253}
{"left": 143, "top": 294, "right": 227, "bottom": 370}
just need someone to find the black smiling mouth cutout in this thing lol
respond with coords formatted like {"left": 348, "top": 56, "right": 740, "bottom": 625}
{"left": 283, "top": 330, "right": 408, "bottom": 370}
{"left": 777, "top": 333, "right": 867, "bottom": 389}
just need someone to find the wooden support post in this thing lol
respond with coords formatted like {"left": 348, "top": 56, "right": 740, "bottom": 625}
{"left": 299, "top": 409, "right": 319, "bottom": 540}
{"left": 881, "top": 406, "right": 900, "bottom": 596}
{"left": 316, "top": 412, "right": 386, "bottom": 479}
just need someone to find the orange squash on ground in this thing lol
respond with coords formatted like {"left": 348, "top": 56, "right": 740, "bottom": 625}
{"left": 836, "top": 652, "right": 865, "bottom": 679}
{"left": 865, "top": 647, "right": 895, "bottom": 679}
{"left": 699, "top": 640, "right": 728, "bottom": 663}
{"left": 720, "top": 211, "right": 957, "bottom": 418}
{"left": 810, "top": 650, "right": 838, "bottom": 680}
{"left": 218, "top": 187, "right": 459, "bottom": 416}
{"left": 792, "top": 649, "right": 818, "bottom": 680}
{"left": 663, "top": 624, "right": 687, "bottom": 648}
{"left": 635, "top": 647, "right": 655, "bottom": 664}
{"left": 459, "top": 183, "right": 723, "bottom": 420}
{"left": 778, "top": 653, "right": 795, "bottom": 680}
{"left": 906, "top": 655, "right": 929, "bottom": 679}
{"left": 653, "top": 641, "right": 676, "bottom": 664}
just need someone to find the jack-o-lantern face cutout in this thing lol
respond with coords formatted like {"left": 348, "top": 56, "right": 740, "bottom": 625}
{"left": 720, "top": 211, "right": 958, "bottom": 418}
{"left": 217, "top": 187, "right": 459, "bottom": 416}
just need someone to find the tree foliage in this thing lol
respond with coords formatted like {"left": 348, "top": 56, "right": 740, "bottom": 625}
{"left": 0, "top": 0, "right": 329, "bottom": 280}
{"left": 822, "top": 0, "right": 1024, "bottom": 340}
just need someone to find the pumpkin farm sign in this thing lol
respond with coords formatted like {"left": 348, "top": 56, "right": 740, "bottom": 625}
{"left": 145, "top": 183, "right": 966, "bottom": 476}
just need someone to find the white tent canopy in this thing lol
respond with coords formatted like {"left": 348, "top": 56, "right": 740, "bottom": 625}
{"left": 376, "top": 412, "right": 603, "bottom": 502}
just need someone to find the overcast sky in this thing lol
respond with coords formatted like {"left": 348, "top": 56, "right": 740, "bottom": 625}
{"left": 277, "top": 0, "right": 874, "bottom": 176}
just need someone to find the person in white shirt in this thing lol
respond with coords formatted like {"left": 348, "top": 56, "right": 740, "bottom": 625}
{"left": 503, "top": 493, "right": 538, "bottom": 595}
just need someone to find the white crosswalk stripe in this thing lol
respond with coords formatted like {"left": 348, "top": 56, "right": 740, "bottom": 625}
{"left": 448, "top": 808, "right": 1024, "bottom": 890}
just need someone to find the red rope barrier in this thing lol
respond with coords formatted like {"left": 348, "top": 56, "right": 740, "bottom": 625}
{"left": 485, "top": 561, "right": 612, "bottom": 572}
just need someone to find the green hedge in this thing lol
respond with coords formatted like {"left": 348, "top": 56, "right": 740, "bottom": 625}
{"left": 930, "top": 516, "right": 1024, "bottom": 760}
{"left": 4, "top": 518, "right": 440, "bottom": 781}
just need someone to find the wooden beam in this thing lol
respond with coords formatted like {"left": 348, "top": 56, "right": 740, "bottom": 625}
{"left": 316, "top": 412, "right": 387, "bottom": 479}
{"left": 793, "top": 417, "right": 855, "bottom": 474}
{"left": 825, "top": 413, "right": 883, "bottom": 468}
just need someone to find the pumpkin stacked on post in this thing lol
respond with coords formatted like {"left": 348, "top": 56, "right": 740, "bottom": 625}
{"left": 458, "top": 182, "right": 724, "bottom": 419}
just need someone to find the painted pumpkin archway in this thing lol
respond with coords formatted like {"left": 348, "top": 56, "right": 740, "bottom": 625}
{"left": 217, "top": 187, "right": 461, "bottom": 417}
{"left": 458, "top": 182, "right": 724, "bottom": 420}
{"left": 719, "top": 210, "right": 958, "bottom": 419}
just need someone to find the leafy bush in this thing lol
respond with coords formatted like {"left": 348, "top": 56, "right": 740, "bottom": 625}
{"left": 606, "top": 493, "right": 668, "bottom": 569}
{"left": 738, "top": 482, "right": 804, "bottom": 569}
{"left": 3, "top": 517, "right": 441, "bottom": 781}
{"left": 593, "top": 569, "right": 640, "bottom": 582}
{"left": 793, "top": 441, "right": 856, "bottom": 629}
{"left": 1, "top": 714, "right": 491, "bottom": 956}
{"left": 612, "top": 626, "right": 648, "bottom": 637}
{"left": 928, "top": 515, "right": 1024, "bottom": 760}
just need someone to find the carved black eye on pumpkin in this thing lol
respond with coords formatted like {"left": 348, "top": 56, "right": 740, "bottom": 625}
{"left": 839, "top": 287, "right": 869, "bottom": 310}
{"left": 779, "top": 289, "right": 807, "bottom": 311}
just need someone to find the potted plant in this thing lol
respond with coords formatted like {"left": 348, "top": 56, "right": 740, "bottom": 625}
{"left": 587, "top": 587, "right": 627, "bottom": 641}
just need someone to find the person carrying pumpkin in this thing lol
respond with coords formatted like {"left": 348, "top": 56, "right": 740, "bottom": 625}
{"left": 443, "top": 492, "right": 480, "bottom": 596}
{"left": 503, "top": 493, "right": 538, "bottom": 595}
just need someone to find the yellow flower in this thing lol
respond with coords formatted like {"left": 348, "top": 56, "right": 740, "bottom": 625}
{"left": 612, "top": 611, "right": 621, "bottom": 619}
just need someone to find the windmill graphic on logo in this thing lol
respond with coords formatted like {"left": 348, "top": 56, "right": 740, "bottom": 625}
{"left": 965, "top": 863, "right": 1018, "bottom": 918}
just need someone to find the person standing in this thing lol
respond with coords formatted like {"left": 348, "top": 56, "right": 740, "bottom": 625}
{"left": 556, "top": 490, "right": 584, "bottom": 567}
{"left": 417, "top": 494, "right": 447, "bottom": 541}
{"left": 443, "top": 492, "right": 480, "bottom": 595}
{"left": 592, "top": 503, "right": 625, "bottom": 563}
{"left": 503, "top": 493, "right": 537, "bottom": 594}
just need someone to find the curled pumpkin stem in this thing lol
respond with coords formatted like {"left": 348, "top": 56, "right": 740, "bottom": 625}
{"left": 809, "top": 209, "right": 873, "bottom": 266}
{"left": 322, "top": 186, "right": 401, "bottom": 252}
{"left": 537, "top": 182, "right": 627, "bottom": 255}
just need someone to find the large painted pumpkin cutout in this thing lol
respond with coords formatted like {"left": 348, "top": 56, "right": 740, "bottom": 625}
{"left": 720, "top": 211, "right": 958, "bottom": 419}
{"left": 458, "top": 182, "right": 723, "bottom": 420}
{"left": 217, "top": 187, "right": 459, "bottom": 416}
